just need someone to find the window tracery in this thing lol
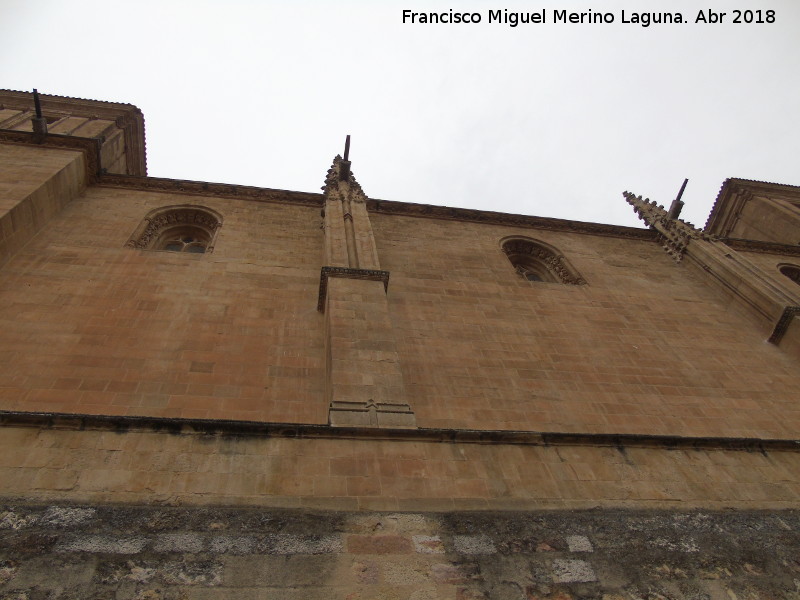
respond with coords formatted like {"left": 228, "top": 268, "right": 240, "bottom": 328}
{"left": 126, "top": 205, "right": 222, "bottom": 254}
{"left": 501, "top": 237, "right": 586, "bottom": 285}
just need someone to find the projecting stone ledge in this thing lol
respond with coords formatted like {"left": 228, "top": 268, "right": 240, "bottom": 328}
{"left": 329, "top": 399, "right": 417, "bottom": 429}
{"left": 317, "top": 266, "right": 390, "bottom": 312}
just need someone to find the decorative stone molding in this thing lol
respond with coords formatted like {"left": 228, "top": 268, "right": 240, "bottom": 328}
{"left": 126, "top": 205, "right": 223, "bottom": 253}
{"left": 329, "top": 399, "right": 417, "bottom": 429}
{"left": 0, "top": 130, "right": 102, "bottom": 183}
{"left": 98, "top": 177, "right": 658, "bottom": 242}
{"left": 722, "top": 238, "right": 800, "bottom": 257}
{"left": 501, "top": 237, "right": 586, "bottom": 285}
{"left": 317, "top": 266, "right": 390, "bottom": 312}
{"left": 100, "top": 174, "right": 325, "bottom": 209}
{"left": 368, "top": 199, "right": 657, "bottom": 241}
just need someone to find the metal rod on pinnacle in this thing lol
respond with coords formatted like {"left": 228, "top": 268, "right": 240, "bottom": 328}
{"left": 667, "top": 178, "right": 688, "bottom": 220}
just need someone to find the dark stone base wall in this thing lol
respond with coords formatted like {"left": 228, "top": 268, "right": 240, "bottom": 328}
{"left": 2, "top": 503, "right": 799, "bottom": 599}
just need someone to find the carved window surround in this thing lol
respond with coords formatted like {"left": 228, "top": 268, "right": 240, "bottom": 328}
{"left": 126, "top": 205, "right": 223, "bottom": 254}
{"left": 501, "top": 237, "right": 587, "bottom": 285}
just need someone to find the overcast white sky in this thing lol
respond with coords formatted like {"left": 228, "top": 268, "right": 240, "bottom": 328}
{"left": 2, "top": 0, "right": 798, "bottom": 229}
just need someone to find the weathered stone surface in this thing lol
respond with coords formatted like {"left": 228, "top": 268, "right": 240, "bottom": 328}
{"left": 412, "top": 535, "right": 445, "bottom": 554}
{"left": 208, "top": 535, "right": 256, "bottom": 555}
{"left": 551, "top": 559, "right": 597, "bottom": 583}
{"left": 40, "top": 507, "right": 95, "bottom": 528}
{"left": 259, "top": 534, "right": 342, "bottom": 555}
{"left": 453, "top": 535, "right": 497, "bottom": 555}
{"left": 152, "top": 533, "right": 204, "bottom": 554}
{"left": 346, "top": 534, "right": 413, "bottom": 554}
{"left": 565, "top": 535, "right": 593, "bottom": 553}
{"left": 2, "top": 504, "right": 797, "bottom": 598}
{"left": 56, "top": 535, "right": 148, "bottom": 554}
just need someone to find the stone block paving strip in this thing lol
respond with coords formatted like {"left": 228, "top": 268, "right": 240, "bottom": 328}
{"left": 263, "top": 534, "right": 343, "bottom": 555}
{"left": 55, "top": 535, "right": 148, "bottom": 554}
{"left": 452, "top": 535, "right": 497, "bottom": 555}
{"left": 152, "top": 533, "right": 205, "bottom": 553}
{"left": 52, "top": 530, "right": 594, "bottom": 557}
{"left": 207, "top": 535, "right": 257, "bottom": 555}
{"left": 412, "top": 535, "right": 446, "bottom": 554}
{"left": 55, "top": 533, "right": 345, "bottom": 555}
{"left": 565, "top": 535, "right": 593, "bottom": 553}
{"left": 551, "top": 558, "right": 598, "bottom": 583}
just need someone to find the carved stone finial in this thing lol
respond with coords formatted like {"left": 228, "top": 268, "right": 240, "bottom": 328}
{"left": 322, "top": 154, "right": 367, "bottom": 202}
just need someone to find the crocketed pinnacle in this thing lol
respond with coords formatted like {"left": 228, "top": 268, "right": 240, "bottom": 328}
{"left": 322, "top": 155, "right": 367, "bottom": 201}
{"left": 623, "top": 191, "right": 710, "bottom": 262}
{"left": 624, "top": 191, "right": 667, "bottom": 229}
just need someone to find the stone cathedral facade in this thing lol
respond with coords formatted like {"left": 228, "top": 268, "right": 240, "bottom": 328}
{"left": 1, "top": 90, "right": 799, "bottom": 599}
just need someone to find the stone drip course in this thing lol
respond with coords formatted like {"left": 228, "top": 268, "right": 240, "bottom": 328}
{"left": 1, "top": 503, "right": 799, "bottom": 599}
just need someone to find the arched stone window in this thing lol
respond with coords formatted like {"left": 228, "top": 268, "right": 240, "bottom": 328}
{"left": 501, "top": 237, "right": 586, "bottom": 285}
{"left": 778, "top": 264, "right": 800, "bottom": 286}
{"left": 126, "top": 205, "right": 223, "bottom": 254}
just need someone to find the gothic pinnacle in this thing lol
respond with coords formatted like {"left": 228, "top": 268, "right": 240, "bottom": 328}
{"left": 322, "top": 146, "right": 366, "bottom": 201}
{"left": 623, "top": 191, "right": 666, "bottom": 229}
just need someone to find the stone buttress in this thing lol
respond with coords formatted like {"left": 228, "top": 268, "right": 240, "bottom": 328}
{"left": 318, "top": 155, "right": 416, "bottom": 427}
{"left": 624, "top": 191, "right": 800, "bottom": 348}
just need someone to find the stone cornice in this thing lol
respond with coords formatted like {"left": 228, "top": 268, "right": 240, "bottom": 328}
{"left": 0, "top": 88, "right": 141, "bottom": 112}
{"left": 723, "top": 238, "right": 800, "bottom": 256}
{"left": 2, "top": 410, "right": 799, "bottom": 453}
{"left": 706, "top": 177, "right": 800, "bottom": 234}
{"left": 97, "top": 175, "right": 658, "bottom": 241}
{"left": 98, "top": 174, "right": 325, "bottom": 208}
{"left": 0, "top": 129, "right": 101, "bottom": 184}
{"left": 721, "top": 177, "right": 800, "bottom": 195}
{"left": 367, "top": 199, "right": 657, "bottom": 241}
{"left": 0, "top": 89, "right": 147, "bottom": 176}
